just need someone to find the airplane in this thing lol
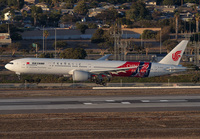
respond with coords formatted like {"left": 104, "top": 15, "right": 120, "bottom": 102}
{"left": 5, "top": 40, "right": 189, "bottom": 86}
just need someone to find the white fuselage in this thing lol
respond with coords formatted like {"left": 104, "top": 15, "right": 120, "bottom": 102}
{"left": 5, "top": 58, "right": 186, "bottom": 78}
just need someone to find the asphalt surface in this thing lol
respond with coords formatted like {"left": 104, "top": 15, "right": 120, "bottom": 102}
{"left": 1, "top": 95, "right": 200, "bottom": 114}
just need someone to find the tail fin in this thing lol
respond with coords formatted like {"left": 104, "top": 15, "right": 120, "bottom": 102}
{"left": 159, "top": 40, "right": 189, "bottom": 65}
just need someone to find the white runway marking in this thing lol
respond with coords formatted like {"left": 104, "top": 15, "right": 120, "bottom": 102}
{"left": 93, "top": 86, "right": 200, "bottom": 90}
{"left": 160, "top": 100, "right": 169, "bottom": 102}
{"left": 166, "top": 100, "right": 187, "bottom": 102}
{"left": 141, "top": 100, "right": 188, "bottom": 103}
{"left": 141, "top": 100, "right": 150, "bottom": 103}
{"left": 121, "top": 102, "right": 131, "bottom": 105}
{"left": 106, "top": 100, "right": 115, "bottom": 102}
{"left": 84, "top": 103, "right": 93, "bottom": 105}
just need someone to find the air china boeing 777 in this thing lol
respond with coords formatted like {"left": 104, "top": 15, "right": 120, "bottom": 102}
{"left": 5, "top": 40, "right": 189, "bottom": 85}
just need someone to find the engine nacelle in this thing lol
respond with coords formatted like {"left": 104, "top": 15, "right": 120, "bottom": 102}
{"left": 72, "top": 70, "right": 91, "bottom": 81}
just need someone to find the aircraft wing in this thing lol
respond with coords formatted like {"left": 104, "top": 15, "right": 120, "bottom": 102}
{"left": 97, "top": 54, "right": 112, "bottom": 60}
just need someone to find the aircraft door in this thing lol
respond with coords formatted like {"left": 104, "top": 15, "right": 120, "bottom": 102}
{"left": 21, "top": 61, "right": 25, "bottom": 69}
{"left": 88, "top": 64, "right": 93, "bottom": 71}
{"left": 48, "top": 62, "right": 52, "bottom": 69}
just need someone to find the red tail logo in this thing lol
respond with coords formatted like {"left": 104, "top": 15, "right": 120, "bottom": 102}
{"left": 172, "top": 50, "right": 182, "bottom": 61}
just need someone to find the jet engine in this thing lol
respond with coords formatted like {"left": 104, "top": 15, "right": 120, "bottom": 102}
{"left": 72, "top": 70, "right": 91, "bottom": 81}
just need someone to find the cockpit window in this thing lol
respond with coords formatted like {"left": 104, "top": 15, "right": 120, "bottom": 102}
{"left": 8, "top": 62, "right": 14, "bottom": 64}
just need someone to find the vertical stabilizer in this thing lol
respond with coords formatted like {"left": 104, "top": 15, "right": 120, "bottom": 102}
{"left": 159, "top": 40, "right": 189, "bottom": 65}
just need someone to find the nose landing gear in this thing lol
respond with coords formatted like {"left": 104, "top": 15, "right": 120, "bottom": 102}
{"left": 16, "top": 73, "right": 21, "bottom": 80}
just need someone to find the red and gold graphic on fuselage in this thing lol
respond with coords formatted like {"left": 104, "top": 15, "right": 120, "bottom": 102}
{"left": 111, "top": 62, "right": 152, "bottom": 77}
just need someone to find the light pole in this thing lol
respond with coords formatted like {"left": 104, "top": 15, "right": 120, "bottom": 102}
{"left": 55, "top": 28, "right": 57, "bottom": 58}
{"left": 36, "top": 44, "right": 37, "bottom": 58}
{"left": 32, "top": 43, "right": 38, "bottom": 58}
{"left": 7, "top": 23, "right": 10, "bottom": 35}
{"left": 160, "top": 28, "right": 162, "bottom": 54}
{"left": 43, "top": 26, "right": 44, "bottom": 53}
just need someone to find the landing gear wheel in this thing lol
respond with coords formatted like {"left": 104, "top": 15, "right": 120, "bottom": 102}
{"left": 102, "top": 82, "right": 106, "bottom": 86}
{"left": 96, "top": 80, "right": 99, "bottom": 84}
{"left": 93, "top": 74, "right": 110, "bottom": 86}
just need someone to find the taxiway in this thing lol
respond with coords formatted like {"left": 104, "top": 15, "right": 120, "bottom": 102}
{"left": 1, "top": 95, "right": 200, "bottom": 114}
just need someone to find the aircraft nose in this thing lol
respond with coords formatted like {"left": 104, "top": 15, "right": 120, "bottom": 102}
{"left": 5, "top": 64, "right": 11, "bottom": 70}
{"left": 5, "top": 64, "right": 8, "bottom": 70}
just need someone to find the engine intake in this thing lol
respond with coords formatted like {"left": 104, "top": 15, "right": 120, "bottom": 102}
{"left": 72, "top": 70, "right": 91, "bottom": 81}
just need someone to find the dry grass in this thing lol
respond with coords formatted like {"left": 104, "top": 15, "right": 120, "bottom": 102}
{"left": 0, "top": 111, "right": 200, "bottom": 138}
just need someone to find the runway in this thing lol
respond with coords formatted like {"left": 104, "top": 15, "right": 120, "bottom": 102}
{"left": 1, "top": 95, "right": 200, "bottom": 114}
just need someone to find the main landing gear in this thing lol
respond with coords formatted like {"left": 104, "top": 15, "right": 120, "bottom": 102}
{"left": 92, "top": 75, "right": 111, "bottom": 86}
{"left": 95, "top": 78, "right": 106, "bottom": 86}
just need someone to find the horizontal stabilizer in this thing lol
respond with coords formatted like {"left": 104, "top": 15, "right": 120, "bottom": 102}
{"left": 165, "top": 67, "right": 187, "bottom": 71}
